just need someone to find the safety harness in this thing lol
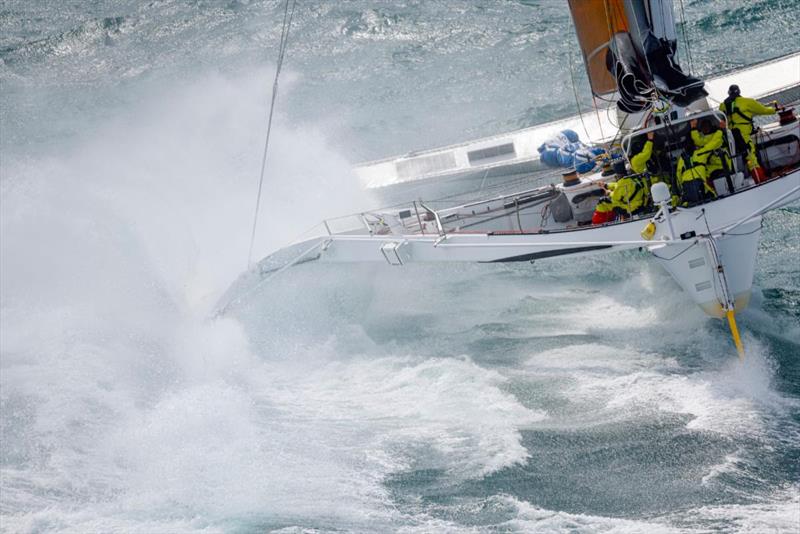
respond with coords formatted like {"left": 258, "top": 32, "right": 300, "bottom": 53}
{"left": 680, "top": 151, "right": 705, "bottom": 172}
{"left": 694, "top": 130, "right": 721, "bottom": 158}
{"left": 723, "top": 97, "right": 754, "bottom": 156}
{"left": 723, "top": 96, "right": 754, "bottom": 125}
{"left": 694, "top": 131, "right": 732, "bottom": 175}
{"left": 617, "top": 175, "right": 648, "bottom": 215}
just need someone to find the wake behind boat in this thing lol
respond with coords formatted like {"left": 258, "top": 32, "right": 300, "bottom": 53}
{"left": 220, "top": 0, "right": 800, "bottom": 358}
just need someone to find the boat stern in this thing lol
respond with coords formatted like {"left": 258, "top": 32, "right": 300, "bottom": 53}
{"left": 650, "top": 218, "right": 762, "bottom": 318}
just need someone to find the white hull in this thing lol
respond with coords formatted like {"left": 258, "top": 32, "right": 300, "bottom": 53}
{"left": 219, "top": 55, "right": 800, "bottom": 330}
{"left": 227, "top": 170, "right": 798, "bottom": 319}
{"left": 218, "top": 9, "right": 798, "bottom": 358}
{"left": 651, "top": 218, "right": 762, "bottom": 317}
{"left": 319, "top": 173, "right": 796, "bottom": 261}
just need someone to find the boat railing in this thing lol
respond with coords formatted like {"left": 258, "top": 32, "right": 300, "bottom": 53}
{"left": 316, "top": 200, "right": 443, "bottom": 238}
{"left": 321, "top": 211, "right": 389, "bottom": 236}
{"left": 311, "top": 167, "right": 575, "bottom": 241}
{"left": 417, "top": 202, "right": 444, "bottom": 236}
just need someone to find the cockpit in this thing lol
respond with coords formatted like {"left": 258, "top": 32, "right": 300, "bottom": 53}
{"left": 622, "top": 111, "right": 749, "bottom": 202}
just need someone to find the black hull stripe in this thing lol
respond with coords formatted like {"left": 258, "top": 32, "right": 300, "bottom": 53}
{"left": 489, "top": 245, "right": 614, "bottom": 263}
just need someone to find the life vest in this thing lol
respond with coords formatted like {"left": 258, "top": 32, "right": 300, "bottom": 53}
{"left": 723, "top": 96, "right": 753, "bottom": 126}
{"left": 677, "top": 151, "right": 706, "bottom": 183}
{"left": 677, "top": 153, "right": 715, "bottom": 202}
{"left": 611, "top": 176, "right": 647, "bottom": 215}
{"left": 691, "top": 129, "right": 723, "bottom": 159}
{"left": 691, "top": 129, "right": 731, "bottom": 176}
{"left": 720, "top": 96, "right": 776, "bottom": 129}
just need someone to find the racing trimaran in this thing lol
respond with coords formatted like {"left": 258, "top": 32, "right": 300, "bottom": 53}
{"left": 220, "top": 0, "right": 800, "bottom": 358}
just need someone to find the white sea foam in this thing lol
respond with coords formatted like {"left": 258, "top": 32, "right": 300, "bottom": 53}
{"left": 1, "top": 71, "right": 546, "bottom": 532}
{"left": 406, "top": 495, "right": 681, "bottom": 534}
{"left": 669, "top": 487, "right": 800, "bottom": 533}
{"left": 0, "top": 70, "right": 384, "bottom": 531}
{"left": 523, "top": 341, "right": 793, "bottom": 439}
{"left": 514, "top": 270, "right": 798, "bottom": 438}
{"left": 259, "top": 352, "right": 545, "bottom": 477}
{"left": 397, "top": 490, "right": 800, "bottom": 534}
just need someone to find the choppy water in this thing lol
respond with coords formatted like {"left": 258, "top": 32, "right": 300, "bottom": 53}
{"left": 2, "top": 1, "right": 799, "bottom": 532}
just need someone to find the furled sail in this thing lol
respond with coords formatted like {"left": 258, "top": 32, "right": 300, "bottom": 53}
{"left": 567, "top": 0, "right": 706, "bottom": 113}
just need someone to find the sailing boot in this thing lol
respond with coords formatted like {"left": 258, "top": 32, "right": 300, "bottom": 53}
{"left": 751, "top": 166, "right": 768, "bottom": 184}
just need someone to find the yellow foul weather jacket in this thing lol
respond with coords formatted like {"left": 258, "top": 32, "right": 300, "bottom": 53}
{"left": 676, "top": 153, "right": 715, "bottom": 197}
{"left": 610, "top": 176, "right": 647, "bottom": 215}
{"left": 690, "top": 129, "right": 731, "bottom": 177}
{"left": 719, "top": 96, "right": 776, "bottom": 169}
{"left": 630, "top": 140, "right": 653, "bottom": 174}
{"left": 630, "top": 139, "right": 670, "bottom": 188}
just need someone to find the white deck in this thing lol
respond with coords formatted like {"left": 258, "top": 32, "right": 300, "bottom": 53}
{"left": 355, "top": 52, "right": 800, "bottom": 189}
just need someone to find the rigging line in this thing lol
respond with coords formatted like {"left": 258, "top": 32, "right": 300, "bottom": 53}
{"left": 477, "top": 168, "right": 491, "bottom": 193}
{"left": 592, "top": 97, "right": 606, "bottom": 141}
{"left": 596, "top": 0, "right": 628, "bottom": 141}
{"left": 677, "top": 0, "right": 696, "bottom": 75}
{"left": 608, "top": 109, "right": 632, "bottom": 149}
{"left": 246, "top": 0, "right": 299, "bottom": 269}
{"left": 567, "top": 47, "right": 593, "bottom": 142}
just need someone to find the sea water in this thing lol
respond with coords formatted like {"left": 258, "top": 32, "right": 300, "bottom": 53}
{"left": 2, "top": 1, "right": 799, "bottom": 532}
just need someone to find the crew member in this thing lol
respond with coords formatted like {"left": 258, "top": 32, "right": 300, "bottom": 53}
{"left": 690, "top": 117, "right": 732, "bottom": 184}
{"left": 591, "top": 197, "right": 615, "bottom": 224}
{"left": 630, "top": 131, "right": 654, "bottom": 175}
{"left": 676, "top": 139, "right": 716, "bottom": 205}
{"left": 719, "top": 84, "right": 779, "bottom": 182}
{"left": 609, "top": 162, "right": 648, "bottom": 218}
{"left": 591, "top": 166, "right": 617, "bottom": 224}
{"left": 631, "top": 131, "right": 674, "bottom": 191}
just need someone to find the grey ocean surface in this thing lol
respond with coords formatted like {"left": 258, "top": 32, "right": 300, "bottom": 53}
{"left": 1, "top": 1, "right": 799, "bottom": 532}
